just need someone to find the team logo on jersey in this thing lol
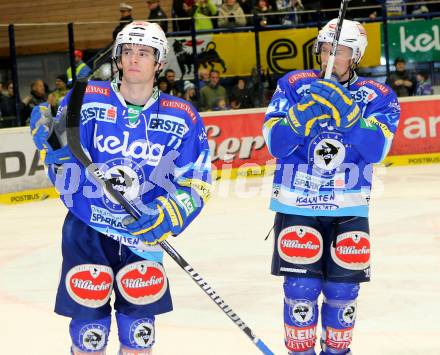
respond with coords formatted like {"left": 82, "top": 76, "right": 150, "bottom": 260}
{"left": 94, "top": 129, "right": 165, "bottom": 165}
{"left": 100, "top": 158, "right": 146, "bottom": 212}
{"left": 295, "top": 191, "right": 339, "bottom": 211}
{"left": 81, "top": 102, "right": 117, "bottom": 125}
{"left": 338, "top": 302, "right": 357, "bottom": 327}
{"left": 285, "top": 323, "right": 316, "bottom": 352}
{"left": 272, "top": 185, "right": 280, "bottom": 199}
{"left": 90, "top": 205, "right": 126, "bottom": 229}
{"left": 86, "top": 85, "right": 110, "bottom": 96}
{"left": 296, "top": 84, "right": 311, "bottom": 97}
{"left": 287, "top": 71, "right": 318, "bottom": 85}
{"left": 129, "top": 318, "right": 155, "bottom": 348}
{"left": 124, "top": 106, "right": 143, "bottom": 128}
{"left": 293, "top": 171, "right": 345, "bottom": 192}
{"left": 65, "top": 264, "right": 113, "bottom": 308}
{"left": 288, "top": 299, "right": 315, "bottom": 326}
{"left": 324, "top": 326, "right": 353, "bottom": 350}
{"left": 278, "top": 226, "right": 323, "bottom": 264}
{"left": 356, "top": 80, "right": 389, "bottom": 95}
{"left": 148, "top": 114, "right": 189, "bottom": 138}
{"left": 79, "top": 324, "right": 108, "bottom": 351}
{"left": 388, "top": 101, "right": 400, "bottom": 115}
{"left": 331, "top": 231, "right": 370, "bottom": 270}
{"left": 116, "top": 261, "right": 167, "bottom": 305}
{"left": 309, "top": 132, "right": 346, "bottom": 176}
{"left": 161, "top": 99, "right": 197, "bottom": 122}
{"left": 198, "top": 127, "right": 207, "bottom": 142}
{"left": 274, "top": 85, "right": 285, "bottom": 95}
{"left": 354, "top": 86, "right": 377, "bottom": 104}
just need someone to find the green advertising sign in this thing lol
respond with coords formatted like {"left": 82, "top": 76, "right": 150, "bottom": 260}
{"left": 387, "top": 19, "right": 440, "bottom": 62}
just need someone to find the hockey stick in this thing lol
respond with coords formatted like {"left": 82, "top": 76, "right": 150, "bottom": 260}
{"left": 65, "top": 79, "right": 274, "bottom": 355}
{"left": 324, "top": 0, "right": 351, "bottom": 80}
{"left": 318, "top": 0, "right": 351, "bottom": 129}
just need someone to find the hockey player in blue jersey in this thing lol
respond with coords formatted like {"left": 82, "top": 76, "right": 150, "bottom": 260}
{"left": 263, "top": 19, "right": 400, "bottom": 354}
{"left": 30, "top": 21, "right": 211, "bottom": 354}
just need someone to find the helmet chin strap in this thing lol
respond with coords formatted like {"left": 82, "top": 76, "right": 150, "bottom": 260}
{"left": 154, "top": 63, "right": 163, "bottom": 87}
{"left": 112, "top": 58, "right": 123, "bottom": 84}
{"left": 152, "top": 48, "right": 163, "bottom": 87}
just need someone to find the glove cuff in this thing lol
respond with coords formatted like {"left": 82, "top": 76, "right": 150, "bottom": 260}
{"left": 287, "top": 107, "right": 303, "bottom": 136}
{"left": 44, "top": 146, "right": 75, "bottom": 165}
{"left": 157, "top": 196, "right": 184, "bottom": 234}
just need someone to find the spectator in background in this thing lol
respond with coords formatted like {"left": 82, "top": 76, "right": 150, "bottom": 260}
{"left": 422, "top": 0, "right": 440, "bottom": 13}
{"left": 198, "top": 67, "right": 210, "bottom": 88}
{"left": 212, "top": 97, "right": 229, "bottom": 110}
{"left": 112, "top": 3, "right": 134, "bottom": 40}
{"left": 229, "top": 96, "right": 240, "bottom": 109}
{"left": 50, "top": 74, "right": 69, "bottom": 109}
{"left": 146, "top": 0, "right": 168, "bottom": 32}
{"left": 410, "top": 0, "right": 429, "bottom": 15}
{"left": 191, "top": 0, "right": 218, "bottom": 31}
{"left": 66, "top": 49, "right": 92, "bottom": 86}
{"left": 253, "top": 0, "right": 277, "bottom": 27}
{"left": 415, "top": 71, "right": 434, "bottom": 96}
{"left": 386, "top": 57, "right": 415, "bottom": 97}
{"left": 183, "top": 80, "right": 199, "bottom": 108}
{"left": 386, "top": 0, "right": 407, "bottom": 17}
{"left": 173, "top": 0, "right": 194, "bottom": 31}
{"left": 46, "top": 74, "right": 69, "bottom": 117}
{"left": 211, "top": 0, "right": 222, "bottom": 11}
{"left": 247, "top": 65, "right": 265, "bottom": 107}
{"left": 158, "top": 77, "right": 169, "bottom": 92}
{"left": 22, "top": 79, "right": 48, "bottom": 124}
{"left": 218, "top": 0, "right": 247, "bottom": 28}
{"left": 199, "top": 70, "right": 227, "bottom": 110}
{"left": 0, "top": 80, "right": 25, "bottom": 127}
{"left": 164, "top": 69, "right": 183, "bottom": 96}
{"left": 229, "top": 77, "right": 253, "bottom": 109}
{"left": 278, "top": 0, "right": 304, "bottom": 26}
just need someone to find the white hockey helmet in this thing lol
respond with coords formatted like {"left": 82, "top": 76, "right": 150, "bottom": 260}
{"left": 112, "top": 21, "right": 168, "bottom": 64}
{"left": 314, "top": 18, "right": 368, "bottom": 64}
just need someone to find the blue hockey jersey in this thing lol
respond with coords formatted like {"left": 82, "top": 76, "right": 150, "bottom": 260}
{"left": 263, "top": 70, "right": 400, "bottom": 217}
{"left": 49, "top": 80, "right": 211, "bottom": 262}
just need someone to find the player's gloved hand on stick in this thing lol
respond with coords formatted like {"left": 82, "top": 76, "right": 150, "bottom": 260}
{"left": 30, "top": 103, "right": 75, "bottom": 165}
{"left": 310, "top": 79, "right": 361, "bottom": 131}
{"left": 287, "top": 95, "right": 331, "bottom": 137}
{"left": 123, "top": 196, "right": 186, "bottom": 246}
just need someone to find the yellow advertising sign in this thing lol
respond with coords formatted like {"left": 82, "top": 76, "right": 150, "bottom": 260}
{"left": 172, "top": 23, "right": 381, "bottom": 78}
{"left": 259, "top": 28, "right": 319, "bottom": 73}
{"left": 361, "top": 22, "right": 381, "bottom": 67}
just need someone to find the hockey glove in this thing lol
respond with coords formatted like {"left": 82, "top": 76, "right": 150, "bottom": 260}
{"left": 30, "top": 103, "right": 74, "bottom": 165}
{"left": 287, "top": 95, "right": 331, "bottom": 137}
{"left": 310, "top": 79, "right": 361, "bottom": 131}
{"left": 123, "top": 196, "right": 186, "bottom": 246}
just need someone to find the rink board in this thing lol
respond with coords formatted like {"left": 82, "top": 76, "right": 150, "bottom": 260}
{"left": 0, "top": 95, "right": 439, "bottom": 203}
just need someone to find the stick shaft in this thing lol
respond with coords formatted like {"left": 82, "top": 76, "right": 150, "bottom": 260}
{"left": 324, "top": 0, "right": 351, "bottom": 79}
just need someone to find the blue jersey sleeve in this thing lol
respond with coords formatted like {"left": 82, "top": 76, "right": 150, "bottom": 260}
{"left": 263, "top": 76, "right": 304, "bottom": 158}
{"left": 170, "top": 109, "right": 212, "bottom": 233}
{"left": 46, "top": 88, "right": 99, "bottom": 196}
{"left": 345, "top": 86, "right": 400, "bottom": 163}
